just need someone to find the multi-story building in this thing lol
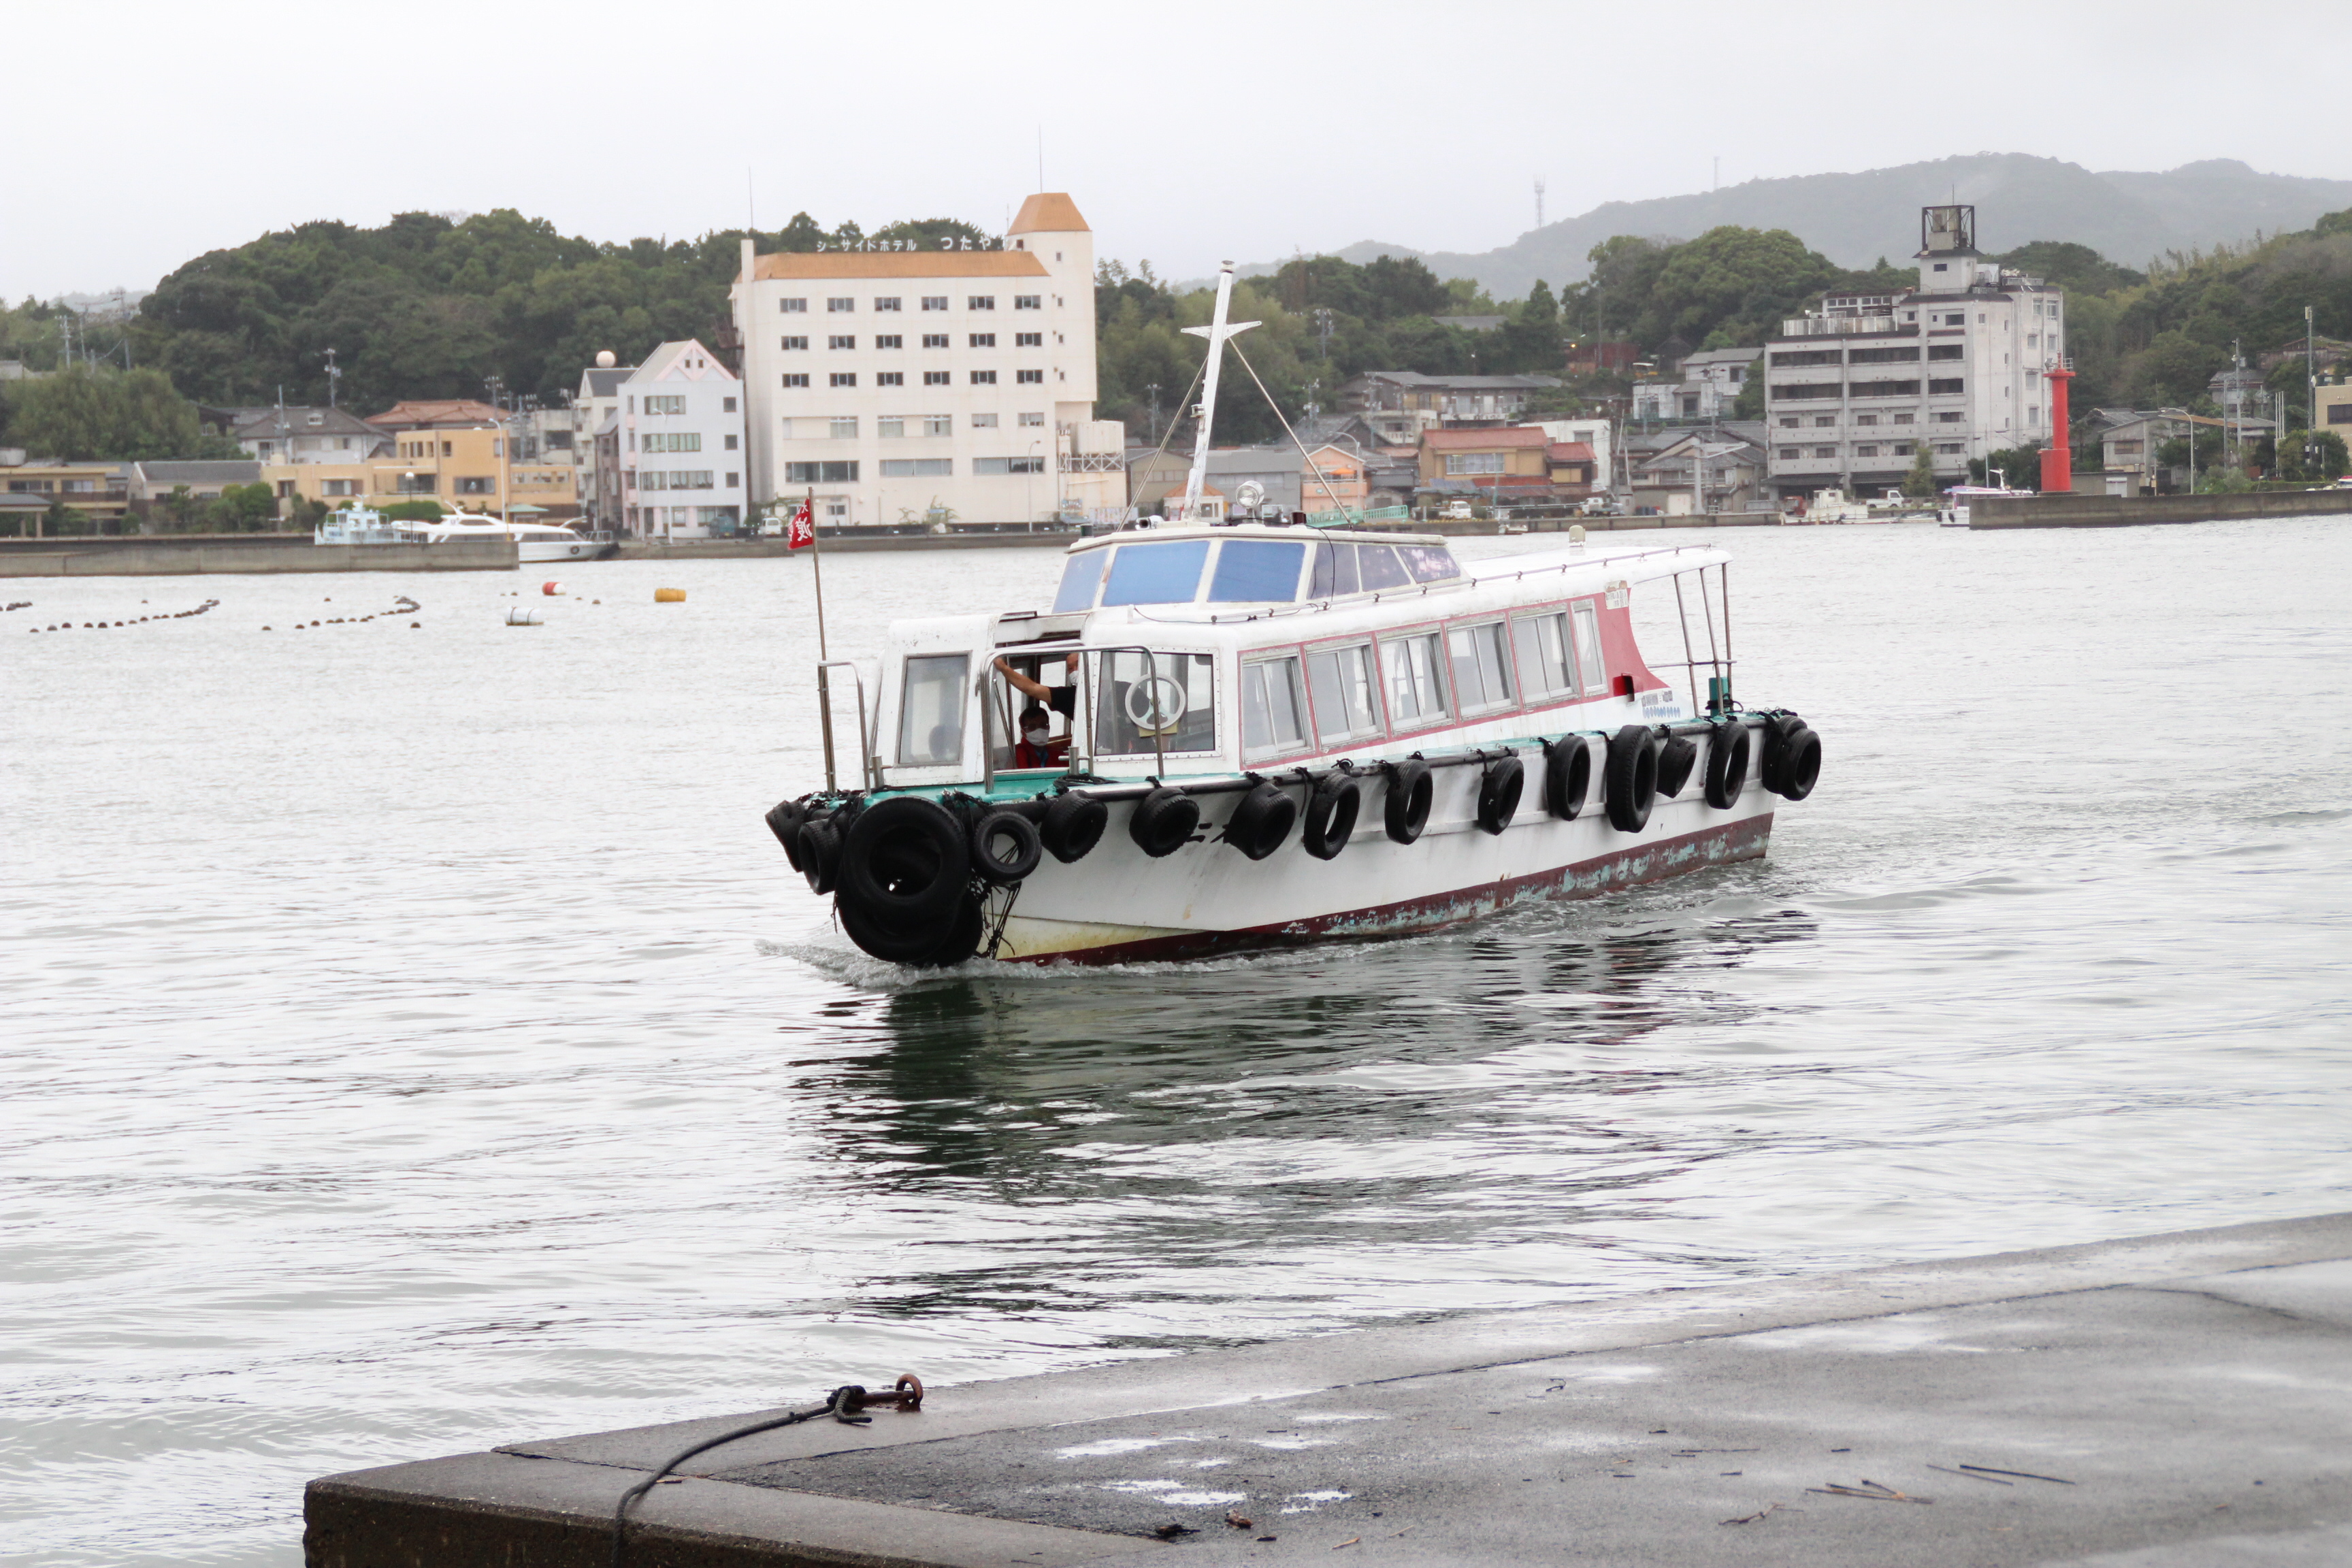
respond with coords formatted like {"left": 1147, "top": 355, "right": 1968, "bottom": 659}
{"left": 262, "top": 424, "right": 576, "bottom": 518}
{"left": 200, "top": 405, "right": 391, "bottom": 464}
{"left": 615, "top": 340, "right": 746, "bottom": 539}
{"left": 1629, "top": 347, "right": 1759, "bottom": 423}
{"left": 730, "top": 193, "right": 1111, "bottom": 527}
{"left": 1762, "top": 206, "right": 2063, "bottom": 500}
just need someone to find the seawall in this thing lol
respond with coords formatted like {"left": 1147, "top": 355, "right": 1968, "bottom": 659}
{"left": 1972, "top": 488, "right": 2352, "bottom": 529}
{"left": 0, "top": 536, "right": 517, "bottom": 576}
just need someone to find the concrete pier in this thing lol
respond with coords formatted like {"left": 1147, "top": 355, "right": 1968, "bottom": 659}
{"left": 307, "top": 1211, "right": 2352, "bottom": 1567}
{"left": 0, "top": 534, "right": 515, "bottom": 576}
{"left": 1972, "top": 488, "right": 2352, "bottom": 529}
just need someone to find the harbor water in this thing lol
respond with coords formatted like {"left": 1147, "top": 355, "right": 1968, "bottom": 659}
{"left": 5, "top": 521, "right": 2349, "bottom": 1565}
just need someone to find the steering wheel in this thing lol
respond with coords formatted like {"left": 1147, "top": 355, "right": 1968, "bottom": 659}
{"left": 1124, "top": 672, "right": 1187, "bottom": 733}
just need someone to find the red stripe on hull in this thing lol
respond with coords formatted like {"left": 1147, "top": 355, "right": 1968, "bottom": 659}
{"left": 1003, "top": 811, "right": 1774, "bottom": 966}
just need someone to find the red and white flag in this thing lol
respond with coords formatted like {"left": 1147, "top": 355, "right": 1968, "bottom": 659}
{"left": 785, "top": 502, "right": 815, "bottom": 551}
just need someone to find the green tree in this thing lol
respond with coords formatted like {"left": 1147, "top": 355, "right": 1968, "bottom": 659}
{"left": 1900, "top": 446, "right": 1938, "bottom": 498}
{"left": 208, "top": 481, "right": 280, "bottom": 531}
{"left": 380, "top": 499, "right": 446, "bottom": 521}
{"left": 1, "top": 365, "right": 237, "bottom": 461}
{"left": 2119, "top": 331, "right": 2227, "bottom": 408}
{"left": 1971, "top": 444, "right": 2044, "bottom": 488}
{"left": 1994, "top": 242, "right": 2145, "bottom": 296}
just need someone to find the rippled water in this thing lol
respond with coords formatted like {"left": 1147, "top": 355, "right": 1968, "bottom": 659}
{"left": 6, "top": 520, "right": 2350, "bottom": 1565}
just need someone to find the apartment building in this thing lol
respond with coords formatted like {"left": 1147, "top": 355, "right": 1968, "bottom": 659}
{"left": 1630, "top": 347, "right": 1759, "bottom": 423}
{"left": 730, "top": 193, "right": 1113, "bottom": 526}
{"left": 1762, "top": 205, "right": 2064, "bottom": 500}
{"left": 615, "top": 340, "right": 746, "bottom": 538}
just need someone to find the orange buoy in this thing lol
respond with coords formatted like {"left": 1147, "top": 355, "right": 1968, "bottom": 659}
{"left": 654, "top": 588, "right": 686, "bottom": 603}
{"left": 542, "top": 581, "right": 562, "bottom": 595}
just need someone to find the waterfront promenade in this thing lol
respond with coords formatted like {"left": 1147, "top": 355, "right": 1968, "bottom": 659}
{"left": 308, "top": 1211, "right": 2352, "bottom": 1567}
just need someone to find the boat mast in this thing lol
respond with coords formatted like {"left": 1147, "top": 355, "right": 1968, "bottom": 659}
{"left": 1178, "top": 263, "right": 1258, "bottom": 523}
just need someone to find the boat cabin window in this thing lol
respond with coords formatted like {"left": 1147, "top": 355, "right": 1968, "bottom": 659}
{"left": 1381, "top": 632, "right": 1449, "bottom": 726}
{"left": 1447, "top": 622, "right": 1514, "bottom": 713}
{"left": 1100, "top": 540, "right": 1210, "bottom": 607}
{"left": 1241, "top": 655, "right": 1311, "bottom": 760}
{"left": 1305, "top": 642, "right": 1382, "bottom": 743}
{"left": 1052, "top": 549, "right": 1108, "bottom": 612}
{"left": 1311, "top": 540, "right": 1460, "bottom": 597}
{"left": 1358, "top": 545, "right": 1412, "bottom": 592}
{"left": 1571, "top": 603, "right": 1607, "bottom": 694}
{"left": 1207, "top": 540, "right": 1307, "bottom": 603}
{"left": 1090, "top": 651, "right": 1217, "bottom": 757}
{"left": 1512, "top": 610, "right": 1580, "bottom": 700}
{"left": 897, "top": 653, "right": 970, "bottom": 766}
{"left": 1396, "top": 544, "right": 1462, "bottom": 583}
{"left": 1308, "top": 540, "right": 1361, "bottom": 598}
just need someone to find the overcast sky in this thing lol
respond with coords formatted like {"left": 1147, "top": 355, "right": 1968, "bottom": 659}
{"left": 11, "top": 0, "right": 2342, "bottom": 303}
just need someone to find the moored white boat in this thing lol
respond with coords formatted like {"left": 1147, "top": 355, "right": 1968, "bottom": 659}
{"left": 412, "top": 512, "right": 615, "bottom": 562}
{"left": 762, "top": 264, "right": 1824, "bottom": 968}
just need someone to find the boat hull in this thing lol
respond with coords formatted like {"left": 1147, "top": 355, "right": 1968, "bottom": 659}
{"left": 993, "top": 771, "right": 1775, "bottom": 965}
{"left": 517, "top": 538, "right": 615, "bottom": 563}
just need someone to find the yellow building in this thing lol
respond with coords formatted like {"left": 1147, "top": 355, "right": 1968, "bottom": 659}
{"left": 263, "top": 425, "right": 576, "bottom": 518}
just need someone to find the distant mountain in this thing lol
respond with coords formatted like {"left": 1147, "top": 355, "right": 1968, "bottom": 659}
{"left": 1266, "top": 155, "right": 2352, "bottom": 298}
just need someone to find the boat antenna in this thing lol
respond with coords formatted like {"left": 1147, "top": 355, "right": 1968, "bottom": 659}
{"left": 1177, "top": 263, "right": 1258, "bottom": 522}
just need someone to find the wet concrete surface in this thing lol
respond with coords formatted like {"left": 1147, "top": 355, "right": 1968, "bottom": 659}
{"left": 308, "top": 1214, "right": 2352, "bottom": 1567}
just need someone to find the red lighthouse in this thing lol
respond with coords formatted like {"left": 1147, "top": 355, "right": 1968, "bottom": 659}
{"left": 2040, "top": 364, "right": 2075, "bottom": 495}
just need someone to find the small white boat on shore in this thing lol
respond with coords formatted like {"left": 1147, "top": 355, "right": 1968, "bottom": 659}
{"left": 1937, "top": 483, "right": 2030, "bottom": 528}
{"left": 761, "top": 263, "right": 1825, "bottom": 968}
{"left": 410, "top": 512, "right": 615, "bottom": 562}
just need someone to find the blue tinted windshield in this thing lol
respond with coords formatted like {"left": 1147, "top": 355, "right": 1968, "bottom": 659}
{"left": 1100, "top": 540, "right": 1210, "bottom": 607}
{"left": 1207, "top": 540, "right": 1307, "bottom": 603}
{"left": 1051, "top": 549, "right": 1108, "bottom": 612}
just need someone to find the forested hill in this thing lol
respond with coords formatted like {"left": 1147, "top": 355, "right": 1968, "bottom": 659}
{"left": 1301, "top": 156, "right": 2352, "bottom": 299}
{"left": 106, "top": 210, "right": 994, "bottom": 412}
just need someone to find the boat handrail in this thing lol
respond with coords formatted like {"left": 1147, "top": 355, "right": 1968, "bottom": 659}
{"left": 813, "top": 659, "right": 875, "bottom": 793}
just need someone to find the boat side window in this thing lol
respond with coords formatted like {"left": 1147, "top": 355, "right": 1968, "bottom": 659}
{"left": 1397, "top": 544, "right": 1462, "bottom": 583}
{"left": 1309, "top": 540, "right": 1362, "bottom": 598}
{"left": 1091, "top": 651, "right": 1217, "bottom": 756}
{"left": 1446, "top": 621, "right": 1514, "bottom": 713}
{"left": 1571, "top": 602, "right": 1607, "bottom": 694}
{"left": 1358, "top": 545, "right": 1411, "bottom": 591}
{"left": 1305, "top": 642, "right": 1382, "bottom": 743}
{"left": 1241, "top": 655, "right": 1311, "bottom": 759}
{"left": 1052, "top": 548, "right": 1108, "bottom": 612}
{"left": 1511, "top": 610, "right": 1579, "bottom": 700}
{"left": 1100, "top": 540, "right": 1210, "bottom": 607}
{"left": 1380, "top": 632, "right": 1448, "bottom": 726}
{"left": 898, "top": 653, "right": 970, "bottom": 766}
{"left": 1207, "top": 540, "right": 1307, "bottom": 603}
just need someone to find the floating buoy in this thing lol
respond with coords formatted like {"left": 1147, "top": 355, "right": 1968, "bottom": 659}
{"left": 654, "top": 588, "right": 686, "bottom": 603}
{"left": 505, "top": 608, "right": 542, "bottom": 626}
{"left": 542, "top": 581, "right": 562, "bottom": 596}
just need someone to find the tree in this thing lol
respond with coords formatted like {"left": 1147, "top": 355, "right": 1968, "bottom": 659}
{"left": 2118, "top": 331, "right": 2227, "bottom": 408}
{"left": 1971, "top": 444, "right": 2044, "bottom": 488}
{"left": 1900, "top": 446, "right": 1938, "bottom": 498}
{"left": 1994, "top": 242, "right": 2145, "bottom": 296}
{"left": 208, "top": 481, "right": 279, "bottom": 531}
{"left": 1, "top": 365, "right": 237, "bottom": 461}
{"left": 380, "top": 499, "right": 446, "bottom": 521}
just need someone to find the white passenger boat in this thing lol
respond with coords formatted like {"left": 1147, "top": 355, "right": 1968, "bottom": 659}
{"left": 764, "top": 265, "right": 1823, "bottom": 967}
{"left": 410, "top": 512, "right": 616, "bottom": 562}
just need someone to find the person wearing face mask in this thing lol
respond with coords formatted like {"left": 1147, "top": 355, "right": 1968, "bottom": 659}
{"left": 1013, "top": 704, "right": 1062, "bottom": 768}
{"left": 994, "top": 653, "right": 1079, "bottom": 768}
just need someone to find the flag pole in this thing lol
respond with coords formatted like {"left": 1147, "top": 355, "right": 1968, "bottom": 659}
{"left": 806, "top": 486, "right": 840, "bottom": 790}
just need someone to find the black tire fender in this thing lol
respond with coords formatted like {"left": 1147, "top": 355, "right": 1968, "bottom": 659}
{"left": 1758, "top": 713, "right": 1806, "bottom": 795}
{"left": 1656, "top": 734, "right": 1699, "bottom": 799}
{"left": 1223, "top": 781, "right": 1297, "bottom": 861}
{"left": 1543, "top": 736, "right": 1591, "bottom": 820}
{"left": 1604, "top": 725, "right": 1659, "bottom": 834}
{"left": 1776, "top": 725, "right": 1823, "bottom": 801}
{"left": 798, "top": 815, "right": 844, "bottom": 894}
{"left": 765, "top": 796, "right": 807, "bottom": 871}
{"left": 840, "top": 796, "right": 969, "bottom": 926}
{"left": 1383, "top": 758, "right": 1433, "bottom": 845}
{"left": 1476, "top": 754, "right": 1524, "bottom": 835}
{"left": 837, "top": 889, "right": 959, "bottom": 964}
{"left": 1703, "top": 722, "right": 1752, "bottom": 809}
{"left": 1040, "top": 792, "right": 1108, "bottom": 864}
{"left": 1301, "top": 774, "right": 1362, "bottom": 860}
{"left": 1129, "top": 786, "right": 1199, "bottom": 858}
{"left": 970, "top": 808, "right": 1044, "bottom": 885}
{"left": 916, "top": 892, "right": 986, "bottom": 968}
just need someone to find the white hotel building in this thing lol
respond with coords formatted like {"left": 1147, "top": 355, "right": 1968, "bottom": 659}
{"left": 730, "top": 193, "right": 1122, "bottom": 528}
{"left": 1763, "top": 205, "right": 2065, "bottom": 501}
{"left": 618, "top": 339, "right": 747, "bottom": 538}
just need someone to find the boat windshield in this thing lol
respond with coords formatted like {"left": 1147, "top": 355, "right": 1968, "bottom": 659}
{"left": 1309, "top": 540, "right": 1460, "bottom": 596}
{"left": 1090, "top": 650, "right": 1217, "bottom": 757}
{"left": 1100, "top": 540, "right": 1209, "bottom": 607}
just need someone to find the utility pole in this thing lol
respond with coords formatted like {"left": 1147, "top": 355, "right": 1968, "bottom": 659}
{"left": 324, "top": 348, "right": 341, "bottom": 409}
{"left": 1145, "top": 382, "right": 1161, "bottom": 446}
{"left": 1533, "top": 177, "right": 1546, "bottom": 230}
